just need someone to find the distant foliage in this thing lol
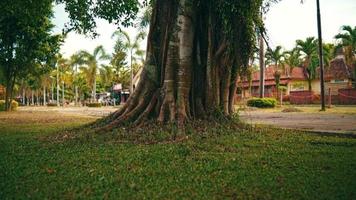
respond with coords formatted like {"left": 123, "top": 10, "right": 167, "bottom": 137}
{"left": 247, "top": 98, "right": 277, "bottom": 108}
{"left": 0, "top": 100, "right": 18, "bottom": 111}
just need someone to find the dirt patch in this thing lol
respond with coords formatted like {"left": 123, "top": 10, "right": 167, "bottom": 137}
{"left": 0, "top": 110, "right": 97, "bottom": 124}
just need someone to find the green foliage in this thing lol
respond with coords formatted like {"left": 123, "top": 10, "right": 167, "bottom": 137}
{"left": 0, "top": 0, "right": 61, "bottom": 110}
{"left": 86, "top": 102, "right": 102, "bottom": 107}
{"left": 283, "top": 48, "right": 302, "bottom": 68}
{"left": 295, "top": 37, "right": 336, "bottom": 90}
{"left": 266, "top": 45, "right": 284, "bottom": 66}
{"left": 212, "top": 0, "right": 263, "bottom": 66}
{"left": 77, "top": 45, "right": 110, "bottom": 99}
{"left": 247, "top": 98, "right": 277, "bottom": 108}
{"left": 56, "top": 0, "right": 141, "bottom": 36}
{"left": 335, "top": 25, "right": 356, "bottom": 87}
{"left": 0, "top": 100, "right": 18, "bottom": 111}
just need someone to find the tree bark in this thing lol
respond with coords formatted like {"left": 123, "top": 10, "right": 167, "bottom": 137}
{"left": 99, "top": 0, "right": 258, "bottom": 130}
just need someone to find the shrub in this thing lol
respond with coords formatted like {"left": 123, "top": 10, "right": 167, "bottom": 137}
{"left": 87, "top": 102, "right": 102, "bottom": 107}
{"left": 47, "top": 103, "right": 58, "bottom": 107}
{"left": 0, "top": 100, "right": 19, "bottom": 111}
{"left": 247, "top": 98, "right": 277, "bottom": 108}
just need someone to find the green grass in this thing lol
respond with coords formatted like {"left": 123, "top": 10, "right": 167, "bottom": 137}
{"left": 0, "top": 111, "right": 356, "bottom": 199}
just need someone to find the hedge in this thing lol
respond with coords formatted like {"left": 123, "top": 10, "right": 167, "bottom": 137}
{"left": 247, "top": 98, "right": 277, "bottom": 108}
{"left": 0, "top": 100, "right": 19, "bottom": 111}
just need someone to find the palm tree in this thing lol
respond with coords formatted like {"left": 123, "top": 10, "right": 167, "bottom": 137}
{"left": 266, "top": 45, "right": 285, "bottom": 98}
{"left": 69, "top": 53, "right": 82, "bottom": 105}
{"left": 335, "top": 25, "right": 356, "bottom": 87}
{"left": 99, "top": 65, "right": 114, "bottom": 91}
{"left": 56, "top": 56, "right": 71, "bottom": 105}
{"left": 40, "top": 73, "right": 52, "bottom": 105}
{"left": 296, "top": 37, "right": 317, "bottom": 91}
{"left": 111, "top": 30, "right": 146, "bottom": 93}
{"left": 322, "top": 43, "right": 335, "bottom": 68}
{"left": 283, "top": 48, "right": 302, "bottom": 76}
{"left": 77, "top": 45, "right": 110, "bottom": 102}
{"left": 266, "top": 46, "right": 284, "bottom": 67}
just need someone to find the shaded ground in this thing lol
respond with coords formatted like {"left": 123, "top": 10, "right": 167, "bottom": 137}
{"left": 0, "top": 110, "right": 355, "bottom": 199}
{"left": 240, "top": 106, "right": 356, "bottom": 134}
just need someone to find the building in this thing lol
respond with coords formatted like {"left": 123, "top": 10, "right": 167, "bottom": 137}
{"left": 322, "top": 57, "right": 353, "bottom": 95}
{"left": 238, "top": 65, "right": 307, "bottom": 98}
{"left": 238, "top": 56, "right": 353, "bottom": 99}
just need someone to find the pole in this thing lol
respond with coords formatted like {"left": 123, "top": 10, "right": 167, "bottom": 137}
{"left": 316, "top": 0, "right": 326, "bottom": 111}
{"left": 259, "top": 32, "right": 265, "bottom": 98}
{"left": 22, "top": 88, "right": 25, "bottom": 106}
{"left": 93, "top": 78, "right": 96, "bottom": 102}
{"left": 43, "top": 86, "right": 46, "bottom": 106}
{"left": 75, "top": 64, "right": 78, "bottom": 106}
{"left": 31, "top": 90, "right": 34, "bottom": 105}
{"left": 62, "top": 81, "right": 65, "bottom": 107}
{"left": 51, "top": 78, "right": 54, "bottom": 102}
{"left": 328, "top": 88, "right": 331, "bottom": 108}
{"left": 130, "top": 49, "right": 134, "bottom": 94}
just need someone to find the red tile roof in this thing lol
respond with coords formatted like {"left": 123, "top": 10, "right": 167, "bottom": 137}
{"left": 240, "top": 65, "right": 306, "bottom": 88}
{"left": 317, "top": 58, "right": 352, "bottom": 81}
{"left": 250, "top": 65, "right": 306, "bottom": 81}
{"left": 290, "top": 67, "right": 306, "bottom": 80}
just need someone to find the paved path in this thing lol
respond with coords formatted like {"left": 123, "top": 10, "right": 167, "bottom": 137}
{"left": 18, "top": 106, "right": 356, "bottom": 134}
{"left": 240, "top": 110, "right": 356, "bottom": 134}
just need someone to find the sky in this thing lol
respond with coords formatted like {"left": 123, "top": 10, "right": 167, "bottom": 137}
{"left": 53, "top": 0, "right": 356, "bottom": 57}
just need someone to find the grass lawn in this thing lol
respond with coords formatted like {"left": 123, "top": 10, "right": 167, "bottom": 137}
{"left": 0, "top": 111, "right": 356, "bottom": 199}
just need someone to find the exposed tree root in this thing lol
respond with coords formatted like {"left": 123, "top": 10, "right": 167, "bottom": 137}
{"left": 91, "top": 0, "right": 261, "bottom": 132}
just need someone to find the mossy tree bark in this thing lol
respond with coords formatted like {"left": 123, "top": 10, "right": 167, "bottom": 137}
{"left": 101, "top": 0, "right": 261, "bottom": 129}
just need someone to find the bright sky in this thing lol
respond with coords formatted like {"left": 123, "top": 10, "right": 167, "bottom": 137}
{"left": 53, "top": 0, "right": 356, "bottom": 57}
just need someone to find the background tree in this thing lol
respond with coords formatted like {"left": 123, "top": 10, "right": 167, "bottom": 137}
{"left": 99, "top": 65, "right": 114, "bottom": 91}
{"left": 0, "top": 0, "right": 61, "bottom": 110}
{"left": 56, "top": 56, "right": 71, "bottom": 104}
{"left": 296, "top": 37, "right": 318, "bottom": 91}
{"left": 69, "top": 53, "right": 83, "bottom": 105}
{"left": 77, "top": 46, "right": 110, "bottom": 102}
{"left": 283, "top": 48, "right": 302, "bottom": 75}
{"left": 321, "top": 43, "right": 335, "bottom": 68}
{"left": 266, "top": 45, "right": 285, "bottom": 74}
{"left": 111, "top": 31, "right": 146, "bottom": 93}
{"left": 335, "top": 25, "right": 356, "bottom": 87}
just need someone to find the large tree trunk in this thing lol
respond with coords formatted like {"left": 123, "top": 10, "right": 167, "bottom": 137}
{"left": 100, "top": 0, "right": 258, "bottom": 130}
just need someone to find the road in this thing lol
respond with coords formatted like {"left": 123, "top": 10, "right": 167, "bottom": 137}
{"left": 240, "top": 109, "right": 356, "bottom": 134}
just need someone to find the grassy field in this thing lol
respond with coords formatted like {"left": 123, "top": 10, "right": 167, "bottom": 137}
{"left": 0, "top": 111, "right": 356, "bottom": 199}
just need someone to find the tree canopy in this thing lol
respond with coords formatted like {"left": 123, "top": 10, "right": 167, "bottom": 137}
{"left": 0, "top": 0, "right": 61, "bottom": 110}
